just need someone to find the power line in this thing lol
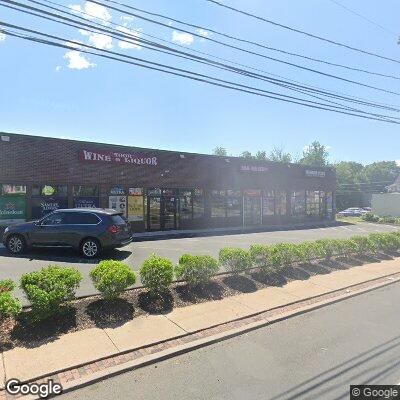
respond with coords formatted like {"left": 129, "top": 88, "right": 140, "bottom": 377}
{"left": 88, "top": 0, "right": 400, "bottom": 81}
{"left": 40, "top": 0, "right": 399, "bottom": 111}
{"left": 206, "top": 0, "right": 400, "bottom": 65}
{"left": 79, "top": 0, "right": 400, "bottom": 97}
{"left": 5, "top": 0, "right": 400, "bottom": 118}
{"left": 328, "top": 0, "right": 397, "bottom": 37}
{"left": 2, "top": 22, "right": 400, "bottom": 124}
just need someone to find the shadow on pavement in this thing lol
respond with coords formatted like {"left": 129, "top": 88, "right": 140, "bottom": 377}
{"left": 0, "top": 247, "right": 132, "bottom": 263}
{"left": 223, "top": 275, "right": 258, "bottom": 293}
{"left": 175, "top": 281, "right": 224, "bottom": 303}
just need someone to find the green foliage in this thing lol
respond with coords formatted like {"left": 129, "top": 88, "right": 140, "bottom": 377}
{"left": 20, "top": 266, "right": 82, "bottom": 321}
{"left": 0, "top": 279, "right": 15, "bottom": 293}
{"left": 0, "top": 292, "right": 22, "bottom": 319}
{"left": 315, "top": 239, "right": 337, "bottom": 260}
{"left": 362, "top": 212, "right": 380, "bottom": 222}
{"left": 367, "top": 233, "right": 400, "bottom": 253}
{"left": 380, "top": 216, "right": 396, "bottom": 224}
{"left": 268, "top": 243, "right": 298, "bottom": 271}
{"left": 295, "top": 241, "right": 320, "bottom": 263}
{"left": 90, "top": 260, "right": 136, "bottom": 300}
{"left": 176, "top": 254, "right": 218, "bottom": 286}
{"left": 219, "top": 248, "right": 252, "bottom": 273}
{"left": 140, "top": 255, "right": 174, "bottom": 294}
{"left": 249, "top": 244, "right": 272, "bottom": 272}
{"left": 351, "top": 236, "right": 374, "bottom": 255}
{"left": 269, "top": 147, "right": 292, "bottom": 163}
{"left": 300, "top": 141, "right": 329, "bottom": 167}
{"left": 212, "top": 147, "right": 227, "bottom": 156}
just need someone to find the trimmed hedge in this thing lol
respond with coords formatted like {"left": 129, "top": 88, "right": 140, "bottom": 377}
{"left": 176, "top": 254, "right": 219, "bottom": 286}
{"left": 0, "top": 279, "right": 15, "bottom": 293}
{"left": 0, "top": 279, "right": 21, "bottom": 320}
{"left": 140, "top": 255, "right": 174, "bottom": 294}
{"left": 90, "top": 260, "right": 136, "bottom": 300}
{"left": 20, "top": 266, "right": 82, "bottom": 321}
{"left": 219, "top": 248, "right": 252, "bottom": 273}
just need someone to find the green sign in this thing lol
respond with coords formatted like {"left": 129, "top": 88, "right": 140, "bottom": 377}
{"left": 0, "top": 196, "right": 26, "bottom": 222}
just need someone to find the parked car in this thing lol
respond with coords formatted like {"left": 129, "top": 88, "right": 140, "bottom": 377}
{"left": 337, "top": 207, "right": 366, "bottom": 217}
{"left": 2, "top": 208, "right": 132, "bottom": 258}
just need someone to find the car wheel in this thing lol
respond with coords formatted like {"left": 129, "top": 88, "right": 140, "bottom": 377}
{"left": 80, "top": 238, "right": 100, "bottom": 258}
{"left": 6, "top": 234, "right": 26, "bottom": 255}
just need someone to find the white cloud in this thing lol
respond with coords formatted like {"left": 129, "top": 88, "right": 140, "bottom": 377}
{"left": 0, "top": 33, "right": 5, "bottom": 42}
{"left": 79, "top": 29, "right": 112, "bottom": 49}
{"left": 69, "top": 1, "right": 111, "bottom": 24}
{"left": 65, "top": 40, "right": 83, "bottom": 49}
{"left": 396, "top": 160, "right": 400, "bottom": 167}
{"left": 116, "top": 26, "right": 142, "bottom": 50}
{"left": 63, "top": 50, "right": 96, "bottom": 69}
{"left": 196, "top": 28, "right": 211, "bottom": 38}
{"left": 172, "top": 30, "right": 194, "bottom": 45}
{"left": 121, "top": 15, "right": 135, "bottom": 22}
{"left": 55, "top": 66, "right": 62, "bottom": 71}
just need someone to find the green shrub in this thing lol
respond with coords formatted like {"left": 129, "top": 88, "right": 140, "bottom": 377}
{"left": 268, "top": 243, "right": 298, "bottom": 271}
{"left": 140, "top": 255, "right": 174, "bottom": 294}
{"left": 0, "top": 279, "right": 15, "bottom": 293}
{"left": 367, "top": 233, "right": 399, "bottom": 253}
{"left": 351, "top": 235, "right": 374, "bottom": 255}
{"left": 176, "top": 254, "right": 218, "bottom": 286}
{"left": 219, "top": 248, "right": 252, "bottom": 273}
{"left": 249, "top": 244, "right": 271, "bottom": 271}
{"left": 90, "top": 260, "right": 136, "bottom": 300}
{"left": 380, "top": 215, "right": 396, "bottom": 224}
{"left": 334, "top": 239, "right": 357, "bottom": 258}
{"left": 296, "top": 241, "right": 320, "bottom": 264}
{"left": 0, "top": 292, "right": 22, "bottom": 320}
{"left": 362, "top": 212, "right": 380, "bottom": 222}
{"left": 315, "top": 239, "right": 337, "bottom": 260}
{"left": 20, "top": 265, "right": 82, "bottom": 321}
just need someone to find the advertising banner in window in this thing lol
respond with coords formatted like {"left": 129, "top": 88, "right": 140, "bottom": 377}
{"left": 2, "top": 185, "right": 27, "bottom": 195}
{"left": 0, "top": 196, "right": 26, "bottom": 223}
{"left": 128, "top": 195, "right": 144, "bottom": 221}
{"left": 31, "top": 197, "right": 68, "bottom": 219}
{"left": 109, "top": 196, "right": 127, "bottom": 216}
{"left": 74, "top": 197, "right": 99, "bottom": 208}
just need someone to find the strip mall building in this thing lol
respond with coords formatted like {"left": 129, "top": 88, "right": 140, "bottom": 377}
{"left": 0, "top": 133, "right": 336, "bottom": 232}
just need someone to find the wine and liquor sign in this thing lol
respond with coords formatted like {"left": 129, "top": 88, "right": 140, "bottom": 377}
{"left": 79, "top": 149, "right": 158, "bottom": 166}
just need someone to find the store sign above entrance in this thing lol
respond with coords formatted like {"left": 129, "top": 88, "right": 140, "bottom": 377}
{"left": 305, "top": 169, "right": 326, "bottom": 178}
{"left": 240, "top": 165, "right": 269, "bottom": 173}
{"left": 79, "top": 149, "right": 158, "bottom": 166}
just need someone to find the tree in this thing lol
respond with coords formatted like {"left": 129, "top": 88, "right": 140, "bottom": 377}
{"left": 335, "top": 161, "right": 365, "bottom": 185}
{"left": 269, "top": 147, "right": 292, "bottom": 163}
{"left": 240, "top": 151, "right": 254, "bottom": 159}
{"left": 364, "top": 161, "right": 399, "bottom": 184}
{"left": 212, "top": 147, "right": 227, "bottom": 156}
{"left": 255, "top": 150, "right": 268, "bottom": 161}
{"left": 300, "top": 141, "right": 329, "bottom": 167}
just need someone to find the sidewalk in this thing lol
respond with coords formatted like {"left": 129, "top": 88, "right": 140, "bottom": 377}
{"left": 1, "top": 257, "right": 400, "bottom": 396}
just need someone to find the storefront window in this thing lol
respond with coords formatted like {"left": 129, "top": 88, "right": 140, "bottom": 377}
{"left": 275, "top": 191, "right": 287, "bottom": 216}
{"left": 244, "top": 190, "right": 262, "bottom": 226}
{"left": 128, "top": 188, "right": 144, "bottom": 222}
{"left": 291, "top": 190, "right": 305, "bottom": 217}
{"left": 211, "top": 190, "right": 226, "bottom": 218}
{"left": 262, "top": 190, "right": 275, "bottom": 216}
{"left": 0, "top": 184, "right": 27, "bottom": 224}
{"left": 179, "top": 189, "right": 193, "bottom": 220}
{"left": 326, "top": 192, "right": 333, "bottom": 219}
{"left": 73, "top": 185, "right": 99, "bottom": 208}
{"left": 226, "top": 190, "right": 242, "bottom": 217}
{"left": 306, "top": 190, "right": 320, "bottom": 217}
{"left": 31, "top": 184, "right": 68, "bottom": 219}
{"left": 193, "top": 189, "right": 205, "bottom": 219}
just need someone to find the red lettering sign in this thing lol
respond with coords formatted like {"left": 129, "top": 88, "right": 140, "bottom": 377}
{"left": 79, "top": 149, "right": 158, "bottom": 166}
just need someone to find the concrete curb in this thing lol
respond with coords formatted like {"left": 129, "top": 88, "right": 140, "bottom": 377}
{"left": 5, "top": 272, "right": 397, "bottom": 399}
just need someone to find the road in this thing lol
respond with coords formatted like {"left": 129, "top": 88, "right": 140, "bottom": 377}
{"left": 59, "top": 282, "right": 400, "bottom": 400}
{"left": 0, "top": 222, "right": 398, "bottom": 301}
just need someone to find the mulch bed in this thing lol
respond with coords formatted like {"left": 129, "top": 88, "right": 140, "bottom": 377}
{"left": 0, "top": 253, "right": 389, "bottom": 351}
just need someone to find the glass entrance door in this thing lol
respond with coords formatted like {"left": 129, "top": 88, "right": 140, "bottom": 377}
{"left": 244, "top": 191, "right": 262, "bottom": 226}
{"left": 147, "top": 189, "right": 177, "bottom": 231}
{"left": 148, "top": 197, "right": 161, "bottom": 230}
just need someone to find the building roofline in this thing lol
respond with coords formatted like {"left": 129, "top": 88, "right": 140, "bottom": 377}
{"left": 0, "top": 131, "right": 335, "bottom": 172}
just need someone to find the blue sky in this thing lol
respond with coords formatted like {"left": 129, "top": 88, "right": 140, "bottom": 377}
{"left": 0, "top": 0, "right": 399, "bottom": 164}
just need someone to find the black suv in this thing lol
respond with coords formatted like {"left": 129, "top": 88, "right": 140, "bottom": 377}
{"left": 2, "top": 208, "right": 132, "bottom": 258}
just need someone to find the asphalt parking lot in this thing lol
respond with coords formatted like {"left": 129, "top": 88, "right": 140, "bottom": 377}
{"left": 1, "top": 222, "right": 398, "bottom": 303}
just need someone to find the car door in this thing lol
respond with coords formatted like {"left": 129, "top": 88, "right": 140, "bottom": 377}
{"left": 30, "top": 211, "right": 69, "bottom": 246}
